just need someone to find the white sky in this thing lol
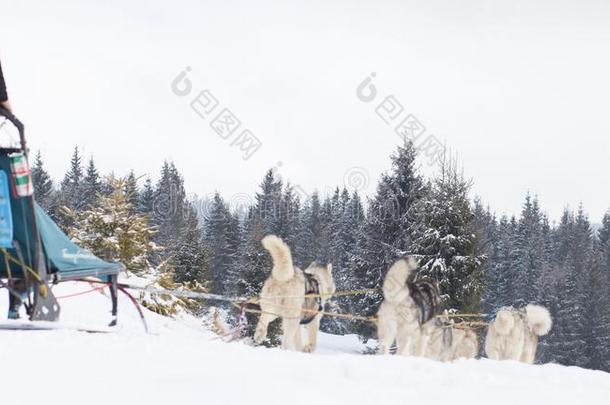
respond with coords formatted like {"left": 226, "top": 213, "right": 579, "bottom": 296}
{"left": 1, "top": 0, "right": 609, "bottom": 222}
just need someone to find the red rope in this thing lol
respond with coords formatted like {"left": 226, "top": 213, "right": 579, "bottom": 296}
{"left": 55, "top": 284, "right": 107, "bottom": 300}
{"left": 117, "top": 286, "right": 150, "bottom": 334}
{"left": 67, "top": 279, "right": 149, "bottom": 333}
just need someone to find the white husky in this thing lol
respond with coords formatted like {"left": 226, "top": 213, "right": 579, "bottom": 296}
{"left": 253, "top": 235, "right": 335, "bottom": 352}
{"left": 485, "top": 304, "right": 552, "bottom": 364}
{"left": 377, "top": 257, "right": 428, "bottom": 356}
{"left": 419, "top": 316, "right": 479, "bottom": 361}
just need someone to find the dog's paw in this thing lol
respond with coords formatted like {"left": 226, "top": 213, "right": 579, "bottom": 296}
{"left": 303, "top": 344, "right": 315, "bottom": 353}
{"left": 253, "top": 328, "right": 266, "bottom": 345}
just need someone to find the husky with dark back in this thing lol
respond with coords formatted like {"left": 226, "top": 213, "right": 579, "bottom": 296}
{"left": 377, "top": 257, "right": 441, "bottom": 356}
{"left": 253, "top": 235, "right": 335, "bottom": 352}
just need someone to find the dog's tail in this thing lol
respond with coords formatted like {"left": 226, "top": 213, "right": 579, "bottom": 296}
{"left": 525, "top": 304, "right": 553, "bottom": 336}
{"left": 493, "top": 309, "right": 515, "bottom": 335}
{"left": 261, "top": 235, "right": 294, "bottom": 282}
{"left": 382, "top": 257, "right": 418, "bottom": 303}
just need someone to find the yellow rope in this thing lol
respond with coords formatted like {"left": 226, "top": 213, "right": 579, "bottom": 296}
{"left": 451, "top": 321, "right": 489, "bottom": 330}
{"left": 0, "top": 248, "right": 48, "bottom": 298}
{"left": 234, "top": 295, "right": 489, "bottom": 327}
{"left": 233, "top": 301, "right": 378, "bottom": 323}
{"left": 2, "top": 248, "right": 12, "bottom": 280}
{"left": 253, "top": 288, "right": 378, "bottom": 301}
{"left": 235, "top": 300, "right": 491, "bottom": 330}
{"left": 437, "top": 313, "right": 488, "bottom": 318}
{"left": 243, "top": 289, "right": 487, "bottom": 325}
{"left": 0, "top": 249, "right": 43, "bottom": 282}
{"left": 313, "top": 289, "right": 378, "bottom": 299}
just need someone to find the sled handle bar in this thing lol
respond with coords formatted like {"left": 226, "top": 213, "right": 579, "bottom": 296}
{"left": 0, "top": 108, "right": 26, "bottom": 153}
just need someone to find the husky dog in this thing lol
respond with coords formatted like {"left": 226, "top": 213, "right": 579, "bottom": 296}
{"left": 377, "top": 257, "right": 440, "bottom": 356}
{"left": 253, "top": 235, "right": 335, "bottom": 352}
{"left": 485, "top": 304, "right": 552, "bottom": 364}
{"left": 419, "top": 315, "right": 478, "bottom": 362}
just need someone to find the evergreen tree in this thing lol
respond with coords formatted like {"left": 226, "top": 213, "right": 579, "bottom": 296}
{"left": 64, "top": 176, "right": 156, "bottom": 273}
{"left": 124, "top": 171, "right": 140, "bottom": 213}
{"left": 343, "top": 191, "right": 366, "bottom": 291}
{"left": 599, "top": 211, "right": 610, "bottom": 269}
{"left": 317, "top": 192, "right": 336, "bottom": 264}
{"left": 277, "top": 183, "right": 302, "bottom": 259}
{"left": 203, "top": 193, "right": 241, "bottom": 296}
{"left": 331, "top": 189, "right": 358, "bottom": 274}
{"left": 297, "top": 191, "right": 324, "bottom": 267}
{"left": 510, "top": 195, "right": 546, "bottom": 306}
{"left": 352, "top": 141, "right": 426, "bottom": 339}
{"left": 581, "top": 242, "right": 610, "bottom": 371}
{"left": 82, "top": 157, "right": 103, "bottom": 207}
{"left": 238, "top": 214, "right": 269, "bottom": 298}
{"left": 323, "top": 189, "right": 365, "bottom": 335}
{"left": 174, "top": 203, "right": 211, "bottom": 286}
{"left": 138, "top": 177, "right": 154, "bottom": 214}
{"left": 484, "top": 216, "right": 516, "bottom": 311}
{"left": 60, "top": 146, "right": 86, "bottom": 212}
{"left": 152, "top": 162, "right": 187, "bottom": 253}
{"left": 550, "top": 208, "right": 591, "bottom": 367}
{"left": 594, "top": 211, "right": 610, "bottom": 370}
{"left": 30, "top": 151, "right": 57, "bottom": 215}
{"left": 237, "top": 170, "right": 283, "bottom": 298}
{"left": 472, "top": 198, "right": 496, "bottom": 311}
{"left": 318, "top": 188, "right": 345, "bottom": 334}
{"left": 253, "top": 169, "right": 283, "bottom": 233}
{"left": 410, "top": 157, "right": 485, "bottom": 312}
{"left": 542, "top": 210, "right": 572, "bottom": 364}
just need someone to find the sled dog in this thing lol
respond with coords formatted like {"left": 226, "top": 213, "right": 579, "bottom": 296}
{"left": 254, "top": 235, "right": 335, "bottom": 352}
{"left": 419, "top": 315, "right": 478, "bottom": 361}
{"left": 485, "top": 304, "right": 552, "bottom": 364}
{"left": 377, "top": 257, "right": 441, "bottom": 356}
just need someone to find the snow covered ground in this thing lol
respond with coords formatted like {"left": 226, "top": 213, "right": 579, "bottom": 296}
{"left": 1, "top": 281, "right": 609, "bottom": 405}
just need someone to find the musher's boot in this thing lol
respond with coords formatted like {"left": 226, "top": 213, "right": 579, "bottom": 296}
{"left": 7, "top": 280, "right": 27, "bottom": 319}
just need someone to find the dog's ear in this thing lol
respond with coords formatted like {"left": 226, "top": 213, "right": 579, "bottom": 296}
{"left": 309, "top": 261, "right": 319, "bottom": 269}
{"left": 326, "top": 263, "right": 333, "bottom": 274}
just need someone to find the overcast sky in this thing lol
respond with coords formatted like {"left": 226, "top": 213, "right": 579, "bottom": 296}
{"left": 1, "top": 0, "right": 609, "bottom": 222}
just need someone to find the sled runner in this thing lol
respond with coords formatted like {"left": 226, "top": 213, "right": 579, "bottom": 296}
{"left": 0, "top": 319, "right": 121, "bottom": 333}
{"left": 0, "top": 108, "right": 124, "bottom": 327}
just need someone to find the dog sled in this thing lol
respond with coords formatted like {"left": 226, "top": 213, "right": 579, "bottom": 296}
{"left": 0, "top": 108, "right": 124, "bottom": 330}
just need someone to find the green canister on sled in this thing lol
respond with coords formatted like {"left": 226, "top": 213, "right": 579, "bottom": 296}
{"left": 9, "top": 152, "right": 33, "bottom": 197}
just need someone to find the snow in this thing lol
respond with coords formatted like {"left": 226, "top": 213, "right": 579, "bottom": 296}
{"left": 1, "top": 281, "right": 609, "bottom": 405}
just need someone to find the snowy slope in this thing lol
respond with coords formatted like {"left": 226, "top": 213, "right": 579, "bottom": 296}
{"left": 1, "top": 281, "right": 609, "bottom": 405}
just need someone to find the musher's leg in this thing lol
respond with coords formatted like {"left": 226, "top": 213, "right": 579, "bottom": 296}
{"left": 109, "top": 275, "right": 118, "bottom": 326}
{"left": 8, "top": 279, "right": 27, "bottom": 319}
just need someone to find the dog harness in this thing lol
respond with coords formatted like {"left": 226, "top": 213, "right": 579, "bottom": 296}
{"left": 407, "top": 279, "right": 441, "bottom": 325}
{"left": 300, "top": 273, "right": 323, "bottom": 325}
